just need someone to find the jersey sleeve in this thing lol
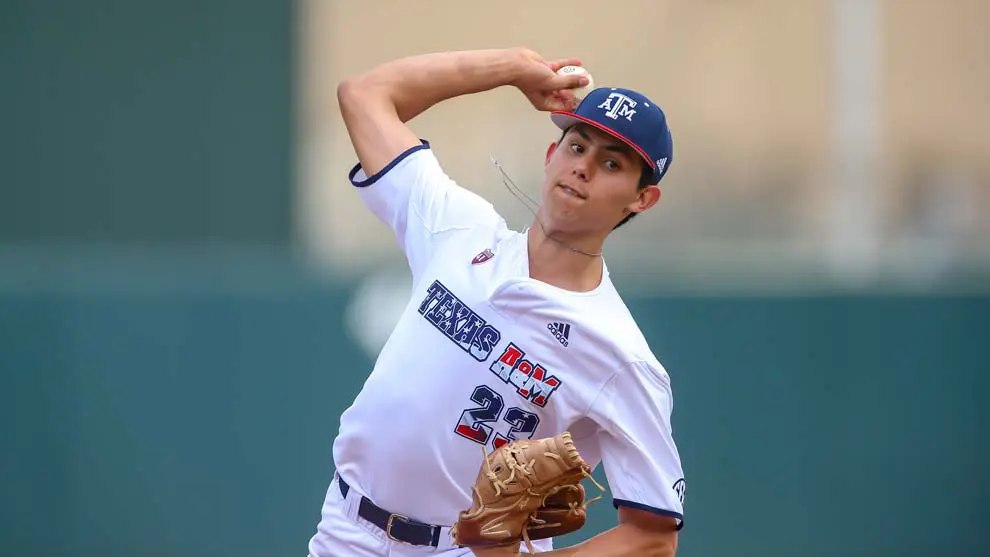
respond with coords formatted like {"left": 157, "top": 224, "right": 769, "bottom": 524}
{"left": 348, "top": 141, "right": 505, "bottom": 281}
{"left": 589, "top": 358, "right": 686, "bottom": 530}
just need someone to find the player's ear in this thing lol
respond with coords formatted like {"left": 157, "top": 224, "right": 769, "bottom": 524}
{"left": 627, "top": 185, "right": 661, "bottom": 214}
{"left": 545, "top": 142, "right": 558, "bottom": 167}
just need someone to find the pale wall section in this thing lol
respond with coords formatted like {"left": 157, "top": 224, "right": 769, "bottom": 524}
{"left": 881, "top": 0, "right": 990, "bottom": 273}
{"left": 295, "top": 0, "right": 989, "bottom": 292}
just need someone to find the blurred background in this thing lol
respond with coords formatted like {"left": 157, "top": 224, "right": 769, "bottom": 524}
{"left": 1, "top": 1, "right": 987, "bottom": 556}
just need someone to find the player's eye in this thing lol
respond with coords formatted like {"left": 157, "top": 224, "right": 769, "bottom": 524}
{"left": 569, "top": 141, "right": 584, "bottom": 154}
{"left": 604, "top": 159, "right": 621, "bottom": 171}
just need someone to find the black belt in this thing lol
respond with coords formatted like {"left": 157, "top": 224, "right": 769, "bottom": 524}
{"left": 338, "top": 476, "right": 443, "bottom": 547}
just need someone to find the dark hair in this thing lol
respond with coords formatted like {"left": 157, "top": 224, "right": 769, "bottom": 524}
{"left": 557, "top": 126, "right": 653, "bottom": 230}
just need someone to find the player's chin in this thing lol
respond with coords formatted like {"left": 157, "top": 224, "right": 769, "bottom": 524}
{"left": 547, "top": 195, "right": 586, "bottom": 216}
{"left": 543, "top": 213, "right": 590, "bottom": 236}
{"left": 541, "top": 204, "right": 577, "bottom": 225}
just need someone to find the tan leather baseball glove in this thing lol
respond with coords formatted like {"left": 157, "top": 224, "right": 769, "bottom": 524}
{"left": 450, "top": 432, "right": 604, "bottom": 553}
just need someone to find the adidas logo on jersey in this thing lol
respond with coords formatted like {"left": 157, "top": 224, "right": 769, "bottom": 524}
{"left": 547, "top": 322, "right": 571, "bottom": 347}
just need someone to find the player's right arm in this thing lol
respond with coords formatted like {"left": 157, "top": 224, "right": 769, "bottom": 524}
{"left": 336, "top": 48, "right": 587, "bottom": 176}
{"left": 335, "top": 49, "right": 588, "bottom": 280}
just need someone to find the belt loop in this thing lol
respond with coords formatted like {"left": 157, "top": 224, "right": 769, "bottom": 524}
{"left": 431, "top": 525, "right": 443, "bottom": 548}
{"left": 335, "top": 475, "right": 361, "bottom": 523}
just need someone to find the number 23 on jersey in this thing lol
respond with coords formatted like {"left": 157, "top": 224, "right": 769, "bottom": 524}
{"left": 455, "top": 385, "right": 540, "bottom": 450}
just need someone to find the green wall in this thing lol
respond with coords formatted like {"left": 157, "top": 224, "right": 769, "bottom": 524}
{"left": 2, "top": 279, "right": 987, "bottom": 556}
{"left": 1, "top": 0, "right": 293, "bottom": 244}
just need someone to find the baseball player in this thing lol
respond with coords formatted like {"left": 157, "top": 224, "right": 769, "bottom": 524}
{"left": 307, "top": 47, "right": 685, "bottom": 557}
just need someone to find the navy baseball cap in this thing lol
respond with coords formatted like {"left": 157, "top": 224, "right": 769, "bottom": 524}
{"left": 550, "top": 87, "right": 673, "bottom": 184}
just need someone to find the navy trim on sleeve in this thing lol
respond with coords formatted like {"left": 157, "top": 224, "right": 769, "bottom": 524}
{"left": 613, "top": 499, "right": 684, "bottom": 531}
{"left": 348, "top": 140, "right": 431, "bottom": 188}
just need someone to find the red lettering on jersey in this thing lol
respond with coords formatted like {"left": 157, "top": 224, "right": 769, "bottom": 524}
{"left": 489, "top": 342, "right": 563, "bottom": 407}
{"left": 490, "top": 343, "right": 525, "bottom": 382}
{"left": 530, "top": 364, "right": 547, "bottom": 381}
{"left": 498, "top": 344, "right": 523, "bottom": 367}
{"left": 455, "top": 424, "right": 489, "bottom": 444}
{"left": 531, "top": 375, "right": 561, "bottom": 407}
{"left": 511, "top": 360, "right": 535, "bottom": 396}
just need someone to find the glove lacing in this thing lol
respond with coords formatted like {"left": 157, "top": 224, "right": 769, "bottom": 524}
{"left": 477, "top": 446, "right": 606, "bottom": 554}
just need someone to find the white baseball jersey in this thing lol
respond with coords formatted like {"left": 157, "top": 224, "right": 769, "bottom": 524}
{"left": 324, "top": 142, "right": 686, "bottom": 539}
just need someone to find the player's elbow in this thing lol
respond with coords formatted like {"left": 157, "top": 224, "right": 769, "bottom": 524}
{"left": 337, "top": 62, "right": 396, "bottom": 100}
{"left": 336, "top": 78, "right": 363, "bottom": 110}
{"left": 337, "top": 75, "right": 393, "bottom": 120}
{"left": 336, "top": 77, "right": 377, "bottom": 125}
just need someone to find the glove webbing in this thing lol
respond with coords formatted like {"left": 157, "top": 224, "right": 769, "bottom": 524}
{"left": 478, "top": 445, "right": 606, "bottom": 553}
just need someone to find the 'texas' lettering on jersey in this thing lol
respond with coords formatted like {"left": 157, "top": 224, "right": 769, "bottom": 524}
{"left": 418, "top": 280, "right": 562, "bottom": 407}
{"left": 418, "top": 280, "right": 500, "bottom": 362}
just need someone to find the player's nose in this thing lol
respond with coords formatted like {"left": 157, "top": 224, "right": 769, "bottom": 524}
{"left": 570, "top": 155, "right": 591, "bottom": 182}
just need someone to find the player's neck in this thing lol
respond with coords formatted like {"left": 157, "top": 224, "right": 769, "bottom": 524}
{"left": 526, "top": 224, "right": 605, "bottom": 293}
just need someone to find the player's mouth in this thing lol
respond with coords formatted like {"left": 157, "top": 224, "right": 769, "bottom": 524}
{"left": 556, "top": 183, "right": 587, "bottom": 200}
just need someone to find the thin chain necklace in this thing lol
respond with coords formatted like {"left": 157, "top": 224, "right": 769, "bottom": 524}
{"left": 490, "top": 156, "right": 604, "bottom": 258}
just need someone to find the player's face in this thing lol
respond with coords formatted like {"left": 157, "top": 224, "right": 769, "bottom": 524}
{"left": 540, "top": 125, "right": 660, "bottom": 234}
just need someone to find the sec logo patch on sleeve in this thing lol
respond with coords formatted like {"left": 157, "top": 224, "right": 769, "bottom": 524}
{"left": 673, "top": 478, "right": 686, "bottom": 504}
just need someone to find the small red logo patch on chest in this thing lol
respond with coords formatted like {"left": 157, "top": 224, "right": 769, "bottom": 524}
{"left": 471, "top": 249, "right": 495, "bottom": 265}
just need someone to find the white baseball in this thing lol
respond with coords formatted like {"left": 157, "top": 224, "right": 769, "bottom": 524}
{"left": 556, "top": 65, "right": 594, "bottom": 100}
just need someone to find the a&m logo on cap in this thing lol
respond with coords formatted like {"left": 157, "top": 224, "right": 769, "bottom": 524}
{"left": 597, "top": 91, "right": 638, "bottom": 122}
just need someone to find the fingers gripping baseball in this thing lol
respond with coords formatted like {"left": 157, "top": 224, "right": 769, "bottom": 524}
{"left": 547, "top": 59, "right": 589, "bottom": 89}
{"left": 510, "top": 49, "right": 590, "bottom": 112}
